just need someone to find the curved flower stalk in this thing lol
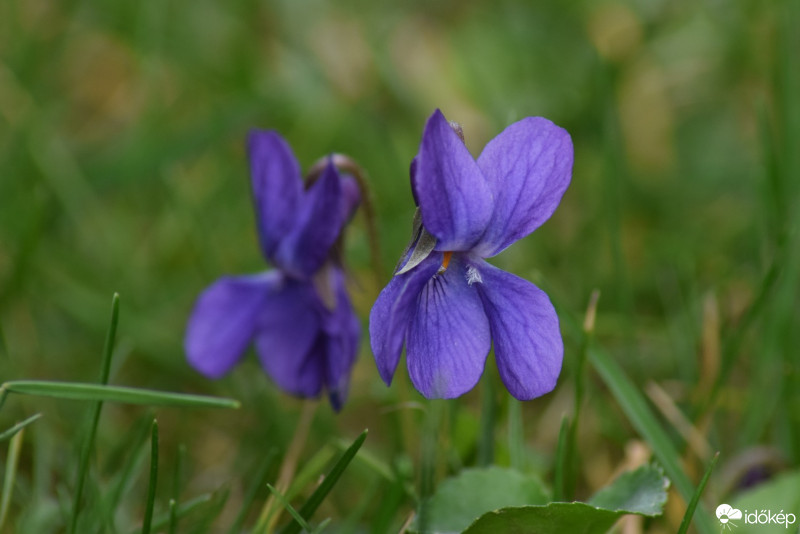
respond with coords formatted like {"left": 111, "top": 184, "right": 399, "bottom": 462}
{"left": 370, "top": 109, "right": 573, "bottom": 400}
{"left": 185, "top": 131, "right": 362, "bottom": 411}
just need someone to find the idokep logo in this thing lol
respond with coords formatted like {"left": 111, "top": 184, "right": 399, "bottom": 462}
{"left": 716, "top": 503, "right": 798, "bottom": 530}
{"left": 716, "top": 504, "right": 742, "bottom": 530}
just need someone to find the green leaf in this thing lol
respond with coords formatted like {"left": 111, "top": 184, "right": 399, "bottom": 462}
{"left": 461, "top": 465, "right": 669, "bottom": 534}
{"left": 411, "top": 466, "right": 549, "bottom": 534}
{"left": 588, "top": 345, "right": 716, "bottom": 534}
{"left": 587, "top": 464, "right": 669, "bottom": 515}
{"left": 2, "top": 380, "right": 240, "bottom": 409}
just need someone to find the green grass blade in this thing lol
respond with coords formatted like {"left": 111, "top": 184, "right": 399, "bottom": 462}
{"left": 477, "top": 375, "right": 495, "bottom": 467}
{"left": 168, "top": 499, "right": 177, "bottom": 534}
{"left": 172, "top": 443, "right": 186, "bottom": 503}
{"left": 589, "top": 345, "right": 715, "bottom": 534}
{"left": 267, "top": 483, "right": 313, "bottom": 532}
{"left": 0, "top": 413, "right": 42, "bottom": 442}
{"left": 280, "top": 429, "right": 368, "bottom": 534}
{"left": 228, "top": 450, "right": 277, "bottom": 534}
{"left": 141, "top": 419, "right": 159, "bottom": 534}
{"left": 0, "top": 428, "right": 25, "bottom": 530}
{"left": 128, "top": 492, "right": 214, "bottom": 534}
{"left": 677, "top": 452, "right": 720, "bottom": 534}
{"left": 70, "top": 292, "right": 119, "bottom": 534}
{"left": 2, "top": 381, "right": 240, "bottom": 409}
{"left": 552, "top": 415, "right": 570, "bottom": 502}
{"left": 507, "top": 398, "right": 524, "bottom": 471}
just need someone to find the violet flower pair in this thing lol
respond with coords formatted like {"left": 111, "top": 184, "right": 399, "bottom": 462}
{"left": 185, "top": 109, "right": 573, "bottom": 409}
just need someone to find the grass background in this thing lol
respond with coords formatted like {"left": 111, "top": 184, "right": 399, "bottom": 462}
{"left": 1, "top": 0, "right": 798, "bottom": 532}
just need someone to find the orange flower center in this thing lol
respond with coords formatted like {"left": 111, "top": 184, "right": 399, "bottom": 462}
{"left": 438, "top": 251, "right": 453, "bottom": 274}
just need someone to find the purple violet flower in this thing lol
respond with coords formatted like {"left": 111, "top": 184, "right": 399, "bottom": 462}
{"left": 369, "top": 109, "right": 573, "bottom": 400}
{"left": 185, "top": 131, "right": 360, "bottom": 411}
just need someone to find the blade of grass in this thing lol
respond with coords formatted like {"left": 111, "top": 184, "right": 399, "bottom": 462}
{"left": 267, "top": 484, "right": 313, "bottom": 532}
{"left": 477, "top": 373, "right": 495, "bottom": 467}
{"left": 589, "top": 345, "right": 715, "bottom": 534}
{"left": 507, "top": 398, "right": 524, "bottom": 471}
{"left": 70, "top": 292, "right": 119, "bottom": 534}
{"left": 228, "top": 450, "right": 277, "bottom": 534}
{"left": 168, "top": 499, "right": 177, "bottom": 534}
{"left": 127, "top": 492, "right": 214, "bottom": 534}
{"left": 0, "top": 413, "right": 42, "bottom": 442}
{"left": 141, "top": 419, "right": 159, "bottom": 534}
{"left": 553, "top": 415, "right": 570, "bottom": 502}
{"left": 256, "top": 401, "right": 317, "bottom": 533}
{"left": 105, "top": 413, "right": 154, "bottom": 514}
{"left": 172, "top": 443, "right": 186, "bottom": 505}
{"left": 280, "top": 429, "right": 368, "bottom": 534}
{"left": 677, "top": 452, "right": 720, "bottom": 534}
{"left": 0, "top": 428, "right": 24, "bottom": 530}
{"left": 2, "top": 381, "right": 240, "bottom": 409}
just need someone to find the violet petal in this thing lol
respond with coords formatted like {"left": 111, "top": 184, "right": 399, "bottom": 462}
{"left": 247, "top": 130, "right": 303, "bottom": 260}
{"left": 254, "top": 278, "right": 325, "bottom": 397}
{"left": 471, "top": 260, "right": 563, "bottom": 400}
{"left": 474, "top": 117, "right": 573, "bottom": 257}
{"left": 321, "top": 268, "right": 361, "bottom": 411}
{"left": 185, "top": 272, "right": 276, "bottom": 379}
{"left": 406, "top": 256, "right": 491, "bottom": 398}
{"left": 369, "top": 253, "right": 442, "bottom": 386}
{"left": 413, "top": 109, "right": 493, "bottom": 251}
{"left": 274, "top": 159, "right": 344, "bottom": 278}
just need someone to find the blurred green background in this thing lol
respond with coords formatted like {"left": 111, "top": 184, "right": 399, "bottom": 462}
{"left": 1, "top": 0, "right": 798, "bottom": 532}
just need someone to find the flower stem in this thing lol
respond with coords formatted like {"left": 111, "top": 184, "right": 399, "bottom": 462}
{"left": 254, "top": 400, "right": 317, "bottom": 533}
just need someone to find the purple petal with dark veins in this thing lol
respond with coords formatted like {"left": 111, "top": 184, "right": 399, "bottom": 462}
{"left": 254, "top": 278, "right": 325, "bottom": 397}
{"left": 185, "top": 271, "right": 277, "bottom": 379}
{"left": 474, "top": 117, "right": 573, "bottom": 257}
{"left": 471, "top": 260, "right": 563, "bottom": 400}
{"left": 247, "top": 130, "right": 303, "bottom": 260}
{"left": 406, "top": 256, "right": 491, "bottom": 398}
{"left": 413, "top": 110, "right": 493, "bottom": 251}
{"left": 369, "top": 253, "right": 443, "bottom": 386}
{"left": 274, "top": 159, "right": 344, "bottom": 278}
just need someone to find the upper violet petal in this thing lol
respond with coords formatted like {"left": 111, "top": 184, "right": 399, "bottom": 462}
{"left": 406, "top": 256, "right": 491, "bottom": 398}
{"left": 185, "top": 272, "right": 277, "bottom": 379}
{"left": 274, "top": 159, "right": 344, "bottom": 278}
{"left": 369, "top": 253, "right": 442, "bottom": 386}
{"left": 474, "top": 117, "right": 573, "bottom": 257}
{"left": 413, "top": 110, "right": 493, "bottom": 251}
{"left": 254, "top": 278, "right": 325, "bottom": 397}
{"left": 471, "top": 260, "right": 563, "bottom": 400}
{"left": 339, "top": 174, "right": 361, "bottom": 223}
{"left": 247, "top": 130, "right": 303, "bottom": 260}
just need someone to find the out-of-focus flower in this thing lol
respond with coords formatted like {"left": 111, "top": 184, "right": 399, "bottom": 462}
{"left": 370, "top": 109, "right": 573, "bottom": 400}
{"left": 185, "top": 131, "right": 360, "bottom": 411}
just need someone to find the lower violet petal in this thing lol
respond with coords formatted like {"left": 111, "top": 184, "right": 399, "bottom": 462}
{"left": 254, "top": 279, "right": 325, "bottom": 397}
{"left": 185, "top": 272, "right": 277, "bottom": 379}
{"left": 406, "top": 256, "right": 491, "bottom": 399}
{"left": 321, "top": 269, "right": 361, "bottom": 411}
{"left": 369, "top": 253, "right": 443, "bottom": 386}
{"left": 472, "top": 260, "right": 563, "bottom": 400}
